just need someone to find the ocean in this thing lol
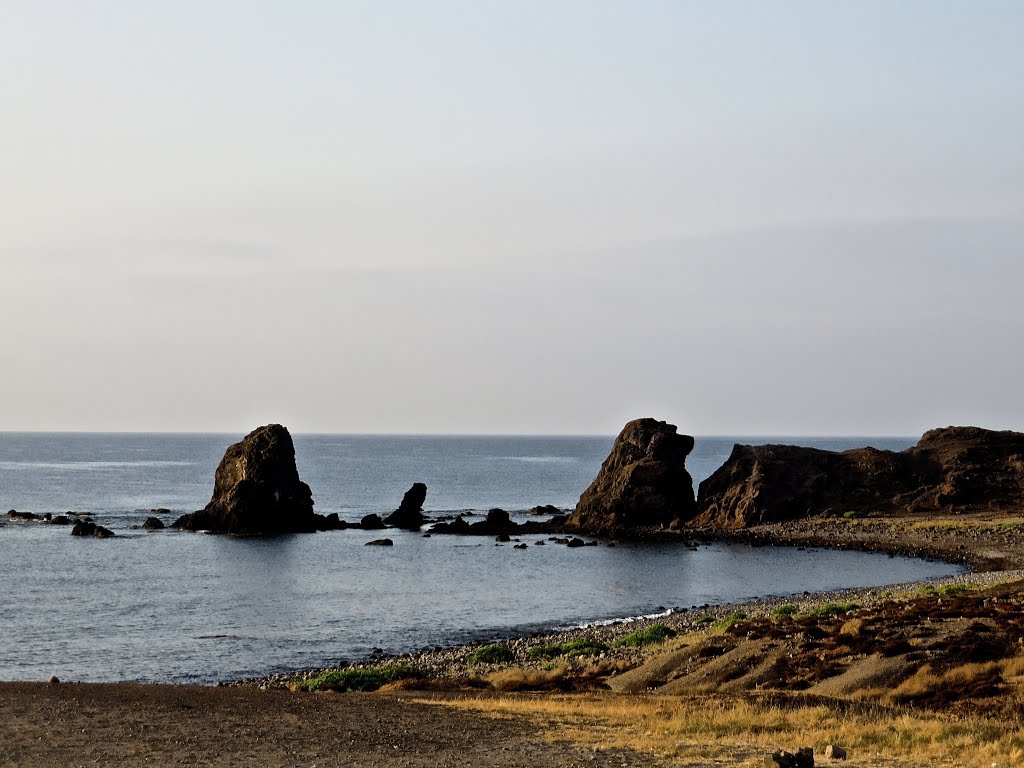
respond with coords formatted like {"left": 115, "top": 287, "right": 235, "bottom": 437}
{"left": 0, "top": 433, "right": 960, "bottom": 683}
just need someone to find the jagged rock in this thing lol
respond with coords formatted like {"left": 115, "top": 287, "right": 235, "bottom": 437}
{"left": 49, "top": 515, "right": 70, "bottom": 525}
{"left": 566, "top": 418, "right": 696, "bottom": 536}
{"left": 142, "top": 516, "right": 165, "bottom": 531}
{"left": 365, "top": 538, "right": 394, "bottom": 546}
{"left": 173, "top": 424, "right": 321, "bottom": 535}
{"left": 71, "top": 520, "right": 114, "bottom": 538}
{"left": 694, "top": 426, "right": 1024, "bottom": 528}
{"left": 360, "top": 514, "right": 386, "bottom": 530}
{"left": 383, "top": 483, "right": 427, "bottom": 530}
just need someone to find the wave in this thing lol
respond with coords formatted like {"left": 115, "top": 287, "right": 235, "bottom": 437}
{"left": 0, "top": 460, "right": 196, "bottom": 470}
{"left": 485, "top": 456, "right": 578, "bottom": 463}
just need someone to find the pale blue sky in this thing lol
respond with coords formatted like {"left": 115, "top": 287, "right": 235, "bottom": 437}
{"left": 2, "top": 2, "right": 1022, "bottom": 434}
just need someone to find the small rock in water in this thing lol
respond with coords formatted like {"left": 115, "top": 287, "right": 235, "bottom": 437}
{"left": 365, "top": 538, "right": 394, "bottom": 546}
{"left": 47, "top": 675, "right": 60, "bottom": 685}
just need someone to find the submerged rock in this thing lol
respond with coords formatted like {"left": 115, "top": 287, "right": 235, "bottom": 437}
{"left": 365, "top": 538, "right": 394, "bottom": 546}
{"left": 383, "top": 483, "right": 427, "bottom": 530}
{"left": 173, "top": 424, "right": 324, "bottom": 535}
{"left": 142, "top": 516, "right": 165, "bottom": 531}
{"left": 694, "top": 426, "right": 1024, "bottom": 528}
{"left": 360, "top": 513, "right": 386, "bottom": 530}
{"left": 567, "top": 418, "right": 696, "bottom": 536}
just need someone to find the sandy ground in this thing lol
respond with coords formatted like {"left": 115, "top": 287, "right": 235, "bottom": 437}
{"left": 0, "top": 682, "right": 662, "bottom": 768}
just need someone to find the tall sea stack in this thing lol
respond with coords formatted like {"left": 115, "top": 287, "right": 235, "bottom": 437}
{"left": 173, "top": 424, "right": 320, "bottom": 535}
{"left": 566, "top": 418, "right": 696, "bottom": 536}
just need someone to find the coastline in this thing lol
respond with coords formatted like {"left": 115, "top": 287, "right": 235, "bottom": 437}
{"left": 7, "top": 511, "right": 1024, "bottom": 767}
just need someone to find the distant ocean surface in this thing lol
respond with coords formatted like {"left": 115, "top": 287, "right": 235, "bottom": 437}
{"left": 0, "top": 433, "right": 960, "bottom": 684}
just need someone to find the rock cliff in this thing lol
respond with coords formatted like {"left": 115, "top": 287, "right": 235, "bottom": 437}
{"left": 566, "top": 418, "right": 696, "bottom": 536}
{"left": 693, "top": 426, "right": 1024, "bottom": 528}
{"left": 173, "top": 424, "right": 333, "bottom": 535}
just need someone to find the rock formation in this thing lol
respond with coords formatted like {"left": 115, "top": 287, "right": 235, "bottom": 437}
{"left": 383, "top": 483, "right": 427, "bottom": 530}
{"left": 71, "top": 520, "right": 114, "bottom": 538}
{"left": 173, "top": 424, "right": 335, "bottom": 535}
{"left": 566, "top": 418, "right": 696, "bottom": 536}
{"left": 693, "top": 426, "right": 1024, "bottom": 528}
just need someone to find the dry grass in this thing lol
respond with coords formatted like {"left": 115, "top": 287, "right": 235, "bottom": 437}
{"left": 908, "top": 515, "right": 1024, "bottom": 531}
{"left": 423, "top": 692, "right": 1024, "bottom": 767}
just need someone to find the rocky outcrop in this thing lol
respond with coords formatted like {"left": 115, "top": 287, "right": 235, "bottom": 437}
{"left": 430, "top": 508, "right": 568, "bottom": 537}
{"left": 173, "top": 424, "right": 338, "bottom": 535}
{"left": 71, "top": 520, "right": 114, "bottom": 538}
{"left": 693, "top": 426, "right": 1024, "bottom": 528}
{"left": 360, "top": 514, "right": 386, "bottom": 530}
{"left": 142, "top": 516, "right": 165, "bottom": 531}
{"left": 383, "top": 483, "right": 427, "bottom": 530}
{"left": 566, "top": 418, "right": 696, "bottom": 536}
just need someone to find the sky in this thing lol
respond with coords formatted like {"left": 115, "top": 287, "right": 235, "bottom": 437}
{"left": 2, "top": 1, "right": 1022, "bottom": 436}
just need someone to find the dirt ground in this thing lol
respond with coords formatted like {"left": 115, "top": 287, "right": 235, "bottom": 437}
{"left": 0, "top": 682, "right": 659, "bottom": 768}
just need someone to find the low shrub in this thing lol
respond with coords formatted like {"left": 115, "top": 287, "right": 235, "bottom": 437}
{"left": 805, "top": 602, "right": 860, "bottom": 618}
{"left": 527, "top": 638, "right": 608, "bottom": 660}
{"left": 612, "top": 624, "right": 677, "bottom": 648}
{"left": 843, "top": 510, "right": 868, "bottom": 519}
{"left": 712, "top": 611, "right": 748, "bottom": 633}
{"left": 294, "top": 664, "right": 421, "bottom": 692}
{"left": 771, "top": 604, "right": 798, "bottom": 619}
{"left": 470, "top": 644, "right": 515, "bottom": 665}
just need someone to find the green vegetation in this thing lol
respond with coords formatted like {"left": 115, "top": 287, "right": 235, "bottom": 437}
{"left": 918, "top": 585, "right": 939, "bottom": 597}
{"left": 804, "top": 602, "right": 860, "bottom": 618}
{"left": 771, "top": 604, "right": 798, "bottom": 619}
{"left": 843, "top": 510, "right": 869, "bottom": 519}
{"left": 294, "top": 664, "right": 420, "bottom": 692}
{"left": 695, "top": 615, "right": 716, "bottom": 625}
{"left": 711, "top": 611, "right": 748, "bottom": 633}
{"left": 527, "top": 638, "right": 609, "bottom": 660}
{"left": 469, "top": 644, "right": 515, "bottom": 664}
{"left": 612, "top": 624, "right": 677, "bottom": 648}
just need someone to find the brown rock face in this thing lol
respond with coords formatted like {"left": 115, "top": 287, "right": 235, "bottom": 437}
{"left": 693, "top": 426, "right": 1024, "bottom": 528}
{"left": 173, "top": 424, "right": 320, "bottom": 535}
{"left": 567, "top": 418, "right": 696, "bottom": 536}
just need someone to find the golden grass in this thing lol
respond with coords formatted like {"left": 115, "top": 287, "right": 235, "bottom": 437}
{"left": 421, "top": 692, "right": 1024, "bottom": 767}
{"left": 908, "top": 515, "right": 1024, "bottom": 531}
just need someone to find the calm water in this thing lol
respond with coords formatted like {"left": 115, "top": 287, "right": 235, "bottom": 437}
{"left": 0, "top": 433, "right": 960, "bottom": 683}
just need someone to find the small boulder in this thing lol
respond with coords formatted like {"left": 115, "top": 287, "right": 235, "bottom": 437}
{"left": 360, "top": 514, "right": 386, "bottom": 530}
{"left": 71, "top": 520, "right": 115, "bottom": 538}
{"left": 6, "top": 510, "right": 39, "bottom": 522}
{"left": 566, "top": 537, "right": 586, "bottom": 548}
{"left": 824, "top": 745, "right": 846, "bottom": 760}
{"left": 365, "top": 538, "right": 394, "bottom": 546}
{"left": 495, "top": 534, "right": 511, "bottom": 543}
{"left": 142, "top": 516, "right": 165, "bottom": 531}
{"left": 525, "top": 504, "right": 561, "bottom": 517}
{"left": 47, "top": 675, "right": 60, "bottom": 685}
{"left": 514, "top": 543, "right": 528, "bottom": 549}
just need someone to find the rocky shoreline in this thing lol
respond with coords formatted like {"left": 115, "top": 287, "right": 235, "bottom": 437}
{"left": 244, "top": 510, "right": 1024, "bottom": 690}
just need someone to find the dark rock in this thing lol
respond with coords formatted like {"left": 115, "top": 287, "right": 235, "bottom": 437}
{"left": 514, "top": 543, "right": 528, "bottom": 549}
{"left": 823, "top": 744, "right": 846, "bottom": 760}
{"left": 495, "top": 534, "right": 511, "bottom": 543}
{"left": 566, "top": 537, "right": 586, "bottom": 548}
{"left": 6, "top": 510, "right": 39, "bottom": 521}
{"left": 320, "top": 513, "right": 347, "bottom": 530}
{"left": 695, "top": 426, "right": 1024, "bottom": 528}
{"left": 173, "top": 425, "right": 320, "bottom": 535}
{"left": 429, "top": 515, "right": 473, "bottom": 534}
{"left": 365, "top": 538, "right": 394, "bottom": 546}
{"left": 525, "top": 504, "right": 561, "bottom": 516}
{"left": 49, "top": 515, "right": 70, "bottom": 525}
{"left": 567, "top": 418, "right": 696, "bottom": 537}
{"left": 383, "top": 482, "right": 427, "bottom": 530}
{"left": 360, "top": 514, "right": 386, "bottom": 530}
{"left": 47, "top": 675, "right": 60, "bottom": 685}
{"left": 486, "top": 508, "right": 510, "bottom": 526}
{"left": 71, "top": 520, "right": 114, "bottom": 538}
{"left": 142, "top": 516, "right": 165, "bottom": 531}
{"left": 150, "top": 508, "right": 171, "bottom": 515}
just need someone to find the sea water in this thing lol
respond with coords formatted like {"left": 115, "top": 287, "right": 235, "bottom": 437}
{"left": 0, "top": 433, "right": 960, "bottom": 683}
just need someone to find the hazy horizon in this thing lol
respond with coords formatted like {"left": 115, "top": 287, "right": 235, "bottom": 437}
{"left": 3, "top": 2, "right": 1022, "bottom": 436}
